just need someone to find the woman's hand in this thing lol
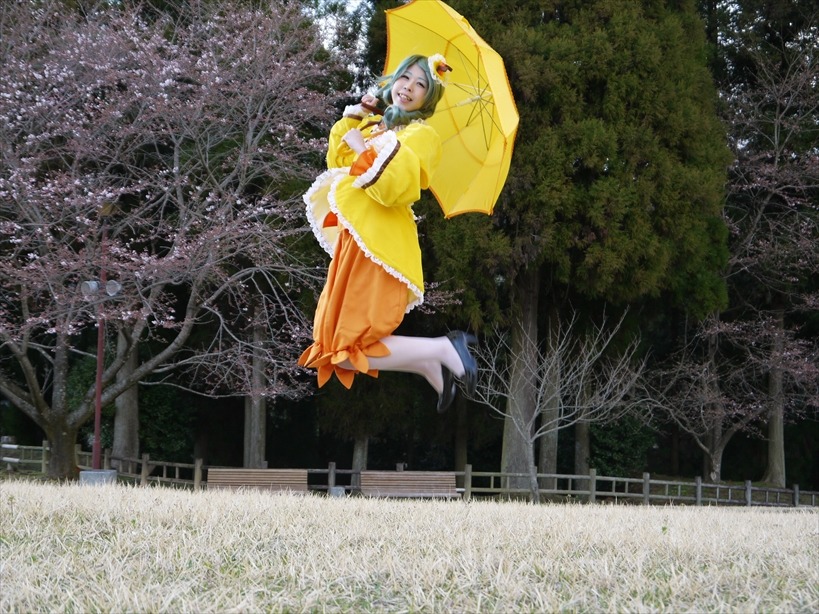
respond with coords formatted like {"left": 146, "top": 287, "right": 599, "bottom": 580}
{"left": 342, "top": 129, "right": 368, "bottom": 155}
{"left": 360, "top": 93, "right": 380, "bottom": 111}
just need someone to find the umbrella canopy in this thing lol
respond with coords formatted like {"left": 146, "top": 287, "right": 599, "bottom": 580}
{"left": 385, "top": 0, "right": 519, "bottom": 218}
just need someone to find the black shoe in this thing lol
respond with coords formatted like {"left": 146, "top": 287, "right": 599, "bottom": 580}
{"left": 446, "top": 331, "right": 477, "bottom": 396}
{"left": 437, "top": 366, "right": 457, "bottom": 413}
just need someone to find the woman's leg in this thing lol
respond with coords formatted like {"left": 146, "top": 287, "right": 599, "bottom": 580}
{"left": 337, "top": 335, "right": 465, "bottom": 393}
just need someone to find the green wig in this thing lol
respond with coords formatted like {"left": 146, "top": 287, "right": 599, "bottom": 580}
{"left": 376, "top": 54, "right": 445, "bottom": 129}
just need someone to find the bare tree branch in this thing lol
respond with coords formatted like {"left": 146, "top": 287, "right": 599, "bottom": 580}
{"left": 473, "top": 310, "right": 648, "bottom": 500}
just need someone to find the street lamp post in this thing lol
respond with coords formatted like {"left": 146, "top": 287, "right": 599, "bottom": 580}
{"left": 80, "top": 275, "right": 122, "bottom": 472}
{"left": 78, "top": 208, "right": 121, "bottom": 485}
{"left": 92, "top": 267, "right": 107, "bottom": 471}
{"left": 80, "top": 219, "right": 122, "bottom": 483}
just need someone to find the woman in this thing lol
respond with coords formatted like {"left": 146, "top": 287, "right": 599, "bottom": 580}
{"left": 299, "top": 53, "right": 476, "bottom": 413}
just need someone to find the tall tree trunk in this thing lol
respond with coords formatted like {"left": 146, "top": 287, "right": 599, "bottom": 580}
{"left": 701, "top": 421, "right": 723, "bottom": 481}
{"left": 43, "top": 331, "right": 81, "bottom": 479}
{"left": 46, "top": 422, "right": 80, "bottom": 479}
{"left": 538, "top": 303, "right": 560, "bottom": 490}
{"left": 454, "top": 396, "right": 468, "bottom": 488}
{"left": 193, "top": 413, "right": 209, "bottom": 467}
{"left": 761, "top": 308, "right": 786, "bottom": 487}
{"left": 574, "top": 418, "right": 591, "bottom": 494}
{"left": 501, "top": 266, "right": 539, "bottom": 493}
{"left": 243, "top": 314, "right": 267, "bottom": 468}
{"left": 704, "top": 324, "right": 724, "bottom": 482}
{"left": 351, "top": 434, "right": 368, "bottom": 488}
{"left": 705, "top": 437, "right": 726, "bottom": 483}
{"left": 112, "top": 329, "right": 139, "bottom": 471}
{"left": 243, "top": 396, "right": 266, "bottom": 468}
{"left": 525, "top": 433, "right": 539, "bottom": 503}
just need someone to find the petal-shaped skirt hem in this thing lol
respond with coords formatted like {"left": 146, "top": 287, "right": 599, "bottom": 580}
{"left": 298, "top": 228, "right": 408, "bottom": 389}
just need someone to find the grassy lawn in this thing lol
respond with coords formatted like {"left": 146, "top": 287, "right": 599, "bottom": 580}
{"left": 1, "top": 479, "right": 817, "bottom": 612}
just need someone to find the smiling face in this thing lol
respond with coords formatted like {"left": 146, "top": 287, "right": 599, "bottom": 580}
{"left": 390, "top": 62, "right": 429, "bottom": 113}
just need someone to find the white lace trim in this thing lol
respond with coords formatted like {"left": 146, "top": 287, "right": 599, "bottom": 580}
{"left": 303, "top": 168, "right": 347, "bottom": 256}
{"left": 325, "top": 173, "right": 423, "bottom": 313}
{"left": 343, "top": 104, "right": 365, "bottom": 119}
{"left": 304, "top": 124, "right": 426, "bottom": 313}
{"left": 352, "top": 130, "right": 399, "bottom": 189}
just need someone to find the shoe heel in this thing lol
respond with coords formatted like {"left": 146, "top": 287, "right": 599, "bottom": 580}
{"left": 446, "top": 330, "right": 478, "bottom": 396}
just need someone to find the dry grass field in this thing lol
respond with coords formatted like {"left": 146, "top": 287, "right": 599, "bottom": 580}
{"left": 1, "top": 479, "right": 817, "bottom": 613}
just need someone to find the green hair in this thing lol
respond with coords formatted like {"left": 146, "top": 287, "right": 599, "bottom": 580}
{"left": 376, "top": 54, "right": 445, "bottom": 129}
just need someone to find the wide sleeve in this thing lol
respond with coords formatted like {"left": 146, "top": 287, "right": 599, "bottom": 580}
{"left": 326, "top": 105, "right": 368, "bottom": 169}
{"left": 351, "top": 123, "right": 442, "bottom": 208}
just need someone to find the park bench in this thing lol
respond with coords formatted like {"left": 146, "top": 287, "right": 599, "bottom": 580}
{"left": 359, "top": 470, "right": 459, "bottom": 499}
{"left": 206, "top": 468, "right": 308, "bottom": 492}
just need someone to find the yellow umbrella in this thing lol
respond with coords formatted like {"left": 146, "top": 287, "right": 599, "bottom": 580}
{"left": 384, "top": 0, "right": 519, "bottom": 218}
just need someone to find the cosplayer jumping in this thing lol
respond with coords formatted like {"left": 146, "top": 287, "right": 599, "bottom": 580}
{"left": 298, "top": 53, "right": 477, "bottom": 413}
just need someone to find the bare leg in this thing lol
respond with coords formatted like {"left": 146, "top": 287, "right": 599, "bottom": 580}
{"left": 337, "top": 335, "right": 465, "bottom": 394}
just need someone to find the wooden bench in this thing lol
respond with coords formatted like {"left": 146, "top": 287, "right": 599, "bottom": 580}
{"left": 359, "top": 470, "right": 459, "bottom": 499}
{"left": 207, "top": 468, "right": 308, "bottom": 492}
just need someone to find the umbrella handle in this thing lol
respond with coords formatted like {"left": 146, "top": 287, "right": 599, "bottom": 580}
{"left": 361, "top": 101, "right": 384, "bottom": 114}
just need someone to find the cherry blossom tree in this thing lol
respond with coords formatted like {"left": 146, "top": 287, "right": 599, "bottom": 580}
{"left": 652, "top": 314, "right": 818, "bottom": 482}
{"left": 725, "top": 32, "right": 819, "bottom": 486}
{"left": 0, "top": 0, "right": 344, "bottom": 477}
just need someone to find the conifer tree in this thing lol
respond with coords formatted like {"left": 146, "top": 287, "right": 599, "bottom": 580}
{"left": 436, "top": 0, "right": 731, "bottom": 480}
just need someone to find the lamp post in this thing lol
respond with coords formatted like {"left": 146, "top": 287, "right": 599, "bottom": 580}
{"left": 92, "top": 272, "right": 105, "bottom": 471}
{"left": 79, "top": 218, "right": 121, "bottom": 482}
{"left": 80, "top": 276, "right": 122, "bottom": 471}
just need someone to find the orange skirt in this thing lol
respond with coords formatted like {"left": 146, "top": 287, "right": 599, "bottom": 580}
{"left": 298, "top": 227, "right": 408, "bottom": 389}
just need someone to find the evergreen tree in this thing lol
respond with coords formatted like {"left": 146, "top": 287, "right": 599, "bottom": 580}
{"left": 437, "top": 0, "right": 731, "bottom": 481}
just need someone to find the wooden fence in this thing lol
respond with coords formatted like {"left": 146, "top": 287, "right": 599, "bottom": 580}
{"left": 3, "top": 440, "right": 817, "bottom": 508}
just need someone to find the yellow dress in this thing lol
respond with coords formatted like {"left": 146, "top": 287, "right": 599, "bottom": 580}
{"left": 298, "top": 109, "right": 442, "bottom": 388}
